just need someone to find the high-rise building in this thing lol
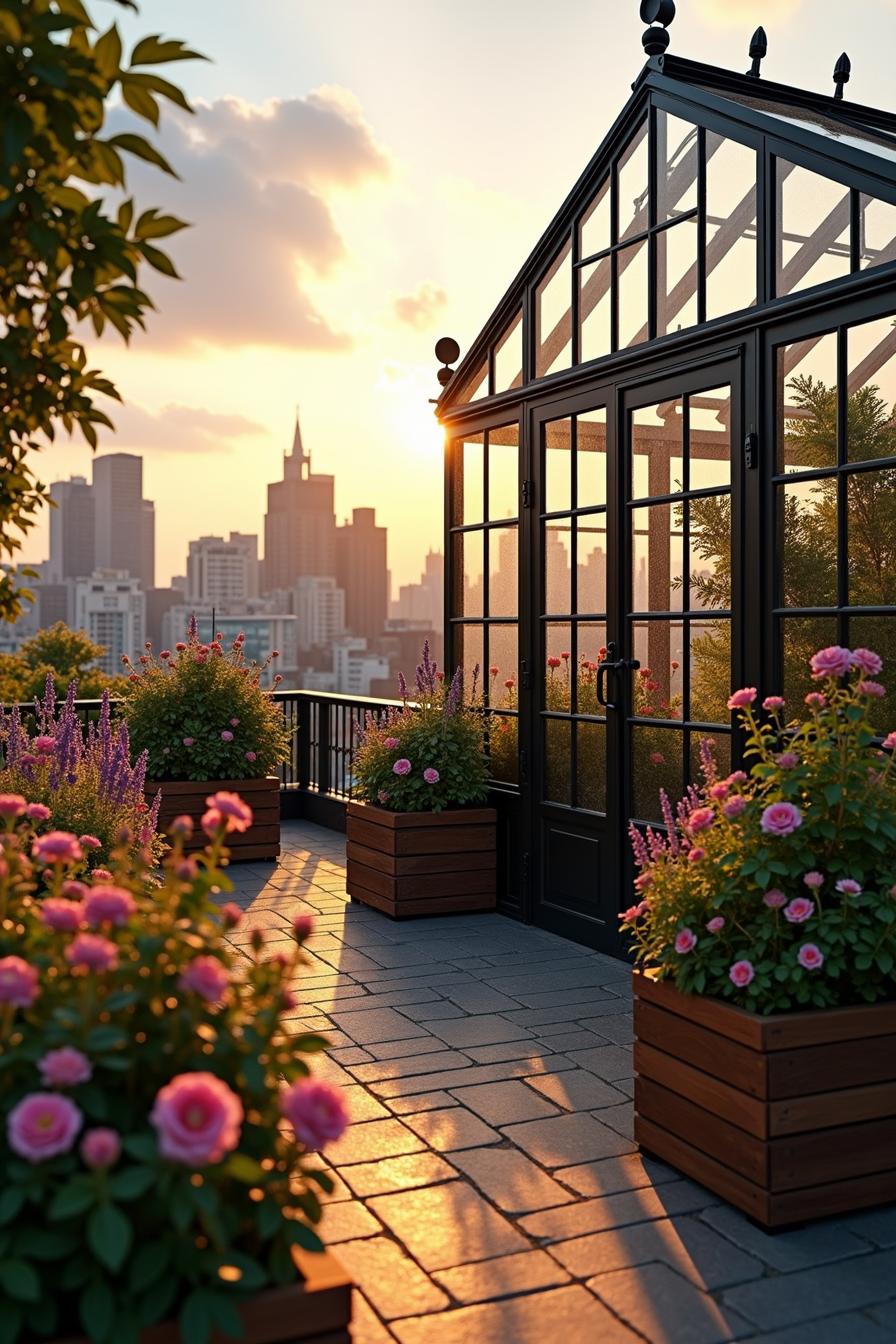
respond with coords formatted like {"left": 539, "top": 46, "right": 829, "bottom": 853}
{"left": 187, "top": 533, "right": 259, "bottom": 606}
{"left": 145, "top": 584, "right": 186, "bottom": 651}
{"left": 294, "top": 576, "right": 346, "bottom": 652}
{"left": 74, "top": 570, "right": 145, "bottom": 675}
{"left": 392, "top": 551, "right": 444, "bottom": 633}
{"left": 262, "top": 417, "right": 336, "bottom": 593}
{"left": 48, "top": 476, "right": 95, "bottom": 581}
{"left": 336, "top": 507, "right": 388, "bottom": 644}
{"left": 92, "top": 454, "right": 154, "bottom": 588}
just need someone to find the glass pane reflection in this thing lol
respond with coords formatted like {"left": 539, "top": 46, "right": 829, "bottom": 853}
{"left": 633, "top": 620, "right": 684, "bottom": 719}
{"left": 577, "top": 721, "right": 607, "bottom": 814}
{"left": 780, "top": 616, "right": 838, "bottom": 703}
{"left": 488, "top": 425, "right": 519, "bottom": 522}
{"left": 777, "top": 161, "right": 850, "bottom": 297}
{"left": 493, "top": 311, "right": 523, "bottom": 394}
{"left": 536, "top": 242, "right": 573, "bottom": 379}
{"left": 779, "top": 479, "right": 837, "bottom": 608}
{"left": 545, "top": 718, "right": 572, "bottom": 805}
{"left": 545, "top": 418, "right": 572, "bottom": 513}
{"left": 489, "top": 527, "right": 518, "bottom": 617}
{"left": 776, "top": 333, "right": 838, "bottom": 473}
{"left": 632, "top": 727, "right": 683, "bottom": 823}
{"left": 545, "top": 523, "right": 572, "bottom": 614}
{"left": 705, "top": 133, "right": 757, "bottom": 320}
{"left": 632, "top": 503, "right": 685, "bottom": 613}
{"left": 577, "top": 408, "right": 607, "bottom": 508}
{"left": 618, "top": 239, "right": 648, "bottom": 349}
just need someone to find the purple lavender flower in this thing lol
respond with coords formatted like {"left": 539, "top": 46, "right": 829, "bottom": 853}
{"left": 444, "top": 666, "right": 463, "bottom": 718}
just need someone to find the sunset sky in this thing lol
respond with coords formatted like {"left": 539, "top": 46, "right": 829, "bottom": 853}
{"left": 20, "top": 0, "right": 896, "bottom": 590}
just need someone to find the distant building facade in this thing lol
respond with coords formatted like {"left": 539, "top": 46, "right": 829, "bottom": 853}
{"left": 92, "top": 454, "right": 154, "bottom": 589}
{"left": 336, "top": 507, "right": 388, "bottom": 644}
{"left": 391, "top": 550, "right": 444, "bottom": 634}
{"left": 294, "top": 576, "right": 346, "bottom": 652}
{"left": 74, "top": 571, "right": 146, "bottom": 675}
{"left": 262, "top": 418, "right": 337, "bottom": 592}
{"left": 187, "top": 533, "right": 259, "bottom": 606}
{"left": 48, "top": 477, "right": 95, "bottom": 582}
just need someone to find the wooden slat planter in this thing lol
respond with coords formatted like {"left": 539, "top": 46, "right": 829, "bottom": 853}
{"left": 346, "top": 801, "right": 497, "bottom": 918}
{"left": 633, "top": 970, "right": 896, "bottom": 1228}
{"left": 54, "top": 1248, "right": 352, "bottom": 1343}
{"left": 146, "top": 776, "right": 281, "bottom": 862}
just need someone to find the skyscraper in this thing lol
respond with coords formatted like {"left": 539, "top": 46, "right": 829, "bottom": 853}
{"left": 187, "top": 533, "right": 259, "bottom": 605}
{"left": 92, "top": 454, "right": 154, "bottom": 588}
{"left": 48, "top": 476, "right": 95, "bottom": 581}
{"left": 74, "top": 571, "right": 146, "bottom": 674}
{"left": 336, "top": 507, "right": 388, "bottom": 644}
{"left": 262, "top": 417, "right": 336, "bottom": 593}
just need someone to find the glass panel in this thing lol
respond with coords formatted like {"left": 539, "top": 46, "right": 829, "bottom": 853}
{"left": 618, "top": 239, "right": 648, "bottom": 349}
{"left": 689, "top": 387, "right": 731, "bottom": 491}
{"left": 489, "top": 526, "right": 518, "bottom": 617}
{"left": 690, "top": 619, "right": 731, "bottom": 723}
{"left": 689, "top": 731, "right": 731, "bottom": 786}
{"left": 776, "top": 333, "right": 838, "bottom": 473}
{"left": 576, "top": 721, "right": 606, "bottom": 813}
{"left": 633, "top": 621, "right": 684, "bottom": 719}
{"left": 454, "top": 431, "right": 485, "bottom": 524}
{"left": 579, "top": 177, "right": 610, "bottom": 260}
{"left": 545, "top": 718, "right": 572, "bottom": 805}
{"left": 631, "top": 726, "right": 684, "bottom": 823}
{"left": 656, "top": 217, "right": 698, "bottom": 337}
{"left": 461, "top": 624, "right": 484, "bottom": 699}
{"left": 576, "top": 516, "right": 607, "bottom": 615}
{"left": 780, "top": 616, "right": 838, "bottom": 704}
{"left": 545, "top": 522, "right": 572, "bottom": 614}
{"left": 575, "top": 624, "right": 607, "bottom": 718}
{"left": 487, "top": 424, "right": 519, "bottom": 521}
{"left": 545, "top": 622, "right": 572, "bottom": 714}
{"left": 705, "top": 132, "right": 757, "bottom": 321}
{"left": 577, "top": 408, "right": 607, "bottom": 508}
{"left": 578, "top": 257, "right": 611, "bottom": 364}
{"left": 488, "top": 713, "right": 519, "bottom": 784}
{"left": 848, "top": 471, "right": 896, "bottom": 605}
{"left": 493, "top": 310, "right": 523, "bottom": 394}
{"left": 657, "top": 111, "right": 698, "bottom": 224}
{"left": 859, "top": 194, "right": 896, "bottom": 271}
{"left": 846, "top": 314, "right": 896, "bottom": 464}
{"left": 536, "top": 241, "right": 572, "bottom": 379}
{"left": 632, "top": 504, "right": 684, "bottom": 612}
{"left": 849, "top": 617, "right": 896, "bottom": 732}
{"left": 779, "top": 479, "right": 838, "bottom": 609}
{"left": 545, "top": 417, "right": 572, "bottom": 513}
{"left": 777, "top": 161, "right": 851, "bottom": 297}
{"left": 631, "top": 398, "right": 684, "bottom": 502}
{"left": 617, "top": 118, "right": 649, "bottom": 243}
{"left": 487, "top": 624, "right": 518, "bottom": 702}
{"left": 455, "top": 359, "right": 489, "bottom": 405}
{"left": 689, "top": 495, "right": 731, "bottom": 611}
{"left": 453, "top": 530, "right": 484, "bottom": 617}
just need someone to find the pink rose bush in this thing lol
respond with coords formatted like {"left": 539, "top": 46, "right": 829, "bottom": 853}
{"left": 0, "top": 799, "right": 346, "bottom": 1336}
{"left": 623, "top": 648, "right": 896, "bottom": 1012}
{"left": 352, "top": 640, "right": 490, "bottom": 814}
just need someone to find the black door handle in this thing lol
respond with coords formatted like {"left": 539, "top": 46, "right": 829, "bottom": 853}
{"left": 597, "top": 644, "right": 641, "bottom": 710}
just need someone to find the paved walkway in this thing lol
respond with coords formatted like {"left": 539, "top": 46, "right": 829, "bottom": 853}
{"left": 225, "top": 822, "right": 896, "bottom": 1344}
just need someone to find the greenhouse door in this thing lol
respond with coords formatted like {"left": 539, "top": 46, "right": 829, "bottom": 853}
{"left": 529, "top": 356, "right": 742, "bottom": 950}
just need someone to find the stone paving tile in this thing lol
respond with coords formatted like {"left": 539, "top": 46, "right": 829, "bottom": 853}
{"left": 349, "top": 1051, "right": 471, "bottom": 1083}
{"left": 318, "top": 1199, "right": 382, "bottom": 1243}
{"left": 367, "top": 1054, "right": 576, "bottom": 1099}
{"left": 368, "top": 1182, "right": 529, "bottom": 1270}
{"left": 525, "top": 1068, "right": 629, "bottom": 1112}
{"left": 428, "top": 1015, "right": 534, "bottom": 1048}
{"left": 402, "top": 1107, "right": 500, "bottom": 1152}
{"left": 450, "top": 1145, "right": 575, "bottom": 1215}
{"left": 532, "top": 1028, "right": 611, "bottom": 1051}
{"left": 462, "top": 1040, "right": 557, "bottom": 1065}
{"left": 391, "top": 1285, "right": 640, "bottom": 1344}
{"left": 351, "top": 1291, "right": 399, "bottom": 1344}
{"left": 448, "top": 1079, "right": 561, "bottom": 1126}
{"left": 565, "top": 1043, "right": 634, "bottom": 1080}
{"left": 365, "top": 1036, "right": 448, "bottom": 1061}
{"left": 503, "top": 1111, "right": 635, "bottom": 1168}
{"left": 433, "top": 1250, "right": 571, "bottom": 1304}
{"left": 334, "top": 1236, "right": 449, "bottom": 1320}
{"left": 325, "top": 1117, "right": 424, "bottom": 1166}
{"left": 521, "top": 1180, "right": 716, "bottom": 1242}
{"left": 555, "top": 1151, "right": 680, "bottom": 1198}
{"left": 439, "top": 984, "right": 527, "bottom": 1013}
{"left": 385, "top": 1090, "right": 459, "bottom": 1115}
{"left": 549, "top": 1214, "right": 766, "bottom": 1289}
{"left": 340, "top": 1152, "right": 459, "bottom": 1198}
{"left": 723, "top": 1249, "right": 896, "bottom": 1331}
{"left": 842, "top": 1208, "right": 896, "bottom": 1248}
{"left": 868, "top": 1299, "right": 896, "bottom": 1331}
{"left": 325, "top": 1006, "right": 432, "bottom": 1045}
{"left": 341, "top": 1085, "right": 393, "bottom": 1123}
{"left": 699, "top": 1204, "right": 874, "bottom": 1272}
{"left": 408, "top": 1001, "right": 468, "bottom": 1020}
{"left": 591, "top": 1262, "right": 753, "bottom": 1342}
{"left": 747, "top": 1314, "right": 894, "bottom": 1344}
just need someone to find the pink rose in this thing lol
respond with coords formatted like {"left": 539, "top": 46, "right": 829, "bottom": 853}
{"left": 688, "top": 847, "right": 706, "bottom": 863}
{"left": 776, "top": 752, "right": 799, "bottom": 769}
{"left": 392, "top": 758, "right": 412, "bottom": 777}
{"left": 760, "top": 801, "right": 802, "bottom": 836}
{"left": 729, "top": 959, "right": 755, "bottom": 988}
{"left": 383, "top": 737, "right": 400, "bottom": 750}
{"left": 706, "top": 917, "right": 726, "bottom": 933}
{"left": 230, "top": 717, "right": 240, "bottom": 727}
{"left": 169, "top": 815, "right": 193, "bottom": 837}
{"left": 150, "top": 1072, "right": 243, "bottom": 1167}
{"left": 649, "top": 752, "right": 665, "bottom": 765}
{"left": 727, "top": 688, "right": 756, "bottom": 710}
{"left": 810, "top": 646, "right": 853, "bottom": 680}
{"left": 803, "top": 871, "right": 824, "bottom": 889}
{"left": 798, "top": 943, "right": 824, "bottom": 971}
{"left": 280, "top": 1079, "right": 349, "bottom": 1150}
{"left": 245, "top": 751, "right": 257, "bottom": 763}
{"left": 709, "top": 783, "right": 729, "bottom": 801}
{"left": 784, "top": 896, "right": 814, "bottom": 924}
{"left": 674, "top": 928, "right": 697, "bottom": 954}
{"left": 858, "top": 680, "right": 886, "bottom": 698}
{"left": 0, "top": 794, "right": 27, "bottom": 819}
{"left": 835, "top": 878, "right": 862, "bottom": 896}
{"left": 175, "top": 858, "right": 198, "bottom": 881}
{"left": 723, "top": 796, "right": 746, "bottom": 820}
{"left": 0, "top": 956, "right": 39, "bottom": 1007}
{"left": 851, "top": 648, "right": 882, "bottom": 676}
{"left": 179, "top": 956, "right": 229, "bottom": 1004}
{"left": 41, "top": 898, "right": 84, "bottom": 932}
{"left": 220, "top": 730, "right": 234, "bottom": 742}
{"left": 688, "top": 807, "right": 714, "bottom": 834}
{"left": 202, "top": 791, "right": 253, "bottom": 836}
{"left": 8, "top": 1093, "right": 82, "bottom": 1162}
{"left": 763, "top": 696, "right": 785, "bottom": 711}
{"left": 83, "top": 886, "right": 136, "bottom": 928}
{"left": 91, "top": 869, "right": 112, "bottom": 882}
{"left": 280, "top": 988, "right": 298, "bottom": 1012}
{"left": 182, "top": 737, "right": 194, "bottom": 747}
{"left": 883, "top": 732, "right": 896, "bottom": 751}
{"left": 33, "top": 735, "right": 56, "bottom": 755}
{"left": 32, "top": 831, "right": 83, "bottom": 866}
{"left": 220, "top": 902, "right": 242, "bottom": 929}
{"left": 423, "top": 768, "right": 440, "bottom": 785}
{"left": 39, "top": 1047, "right": 92, "bottom": 1088}
{"left": 726, "top": 771, "right": 748, "bottom": 786}
{"left": 763, "top": 889, "right": 787, "bottom": 909}
{"left": 79, "top": 835, "right": 102, "bottom": 851}
{"left": 61, "top": 880, "right": 86, "bottom": 898}
{"left": 293, "top": 914, "right": 314, "bottom": 942}
{"left": 25, "top": 803, "right": 52, "bottom": 822}
{"left": 81, "top": 1127, "right": 121, "bottom": 1170}
{"left": 804, "top": 692, "right": 827, "bottom": 709}
{"left": 64, "top": 934, "right": 118, "bottom": 973}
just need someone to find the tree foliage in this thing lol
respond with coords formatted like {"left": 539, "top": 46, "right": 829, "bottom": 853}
{"left": 0, "top": 622, "right": 115, "bottom": 702}
{"left": 0, "top": 0, "right": 203, "bottom": 622}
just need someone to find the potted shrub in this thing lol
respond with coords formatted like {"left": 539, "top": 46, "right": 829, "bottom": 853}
{"left": 347, "top": 642, "right": 496, "bottom": 917}
{"left": 0, "top": 793, "right": 352, "bottom": 1343}
{"left": 623, "top": 645, "right": 896, "bottom": 1228}
{"left": 122, "top": 620, "right": 291, "bottom": 862}
{"left": 0, "top": 678, "right": 162, "bottom": 870}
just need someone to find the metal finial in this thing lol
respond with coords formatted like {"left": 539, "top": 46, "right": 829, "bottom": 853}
{"left": 833, "top": 52, "right": 851, "bottom": 100}
{"left": 435, "top": 336, "right": 460, "bottom": 389}
{"left": 640, "top": 0, "right": 675, "bottom": 57}
{"left": 747, "top": 26, "right": 767, "bottom": 78}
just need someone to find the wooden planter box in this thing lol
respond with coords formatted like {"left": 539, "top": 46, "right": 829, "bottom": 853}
{"left": 346, "top": 801, "right": 497, "bottom": 918}
{"left": 146, "top": 776, "right": 281, "bottom": 863}
{"left": 55, "top": 1248, "right": 351, "bottom": 1343}
{"left": 633, "top": 969, "right": 896, "bottom": 1228}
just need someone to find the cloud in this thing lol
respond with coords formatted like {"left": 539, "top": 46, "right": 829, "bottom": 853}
{"left": 693, "top": 0, "right": 805, "bottom": 24}
{"left": 101, "top": 402, "right": 266, "bottom": 454}
{"left": 393, "top": 281, "right": 448, "bottom": 331}
{"left": 110, "top": 89, "right": 390, "bottom": 351}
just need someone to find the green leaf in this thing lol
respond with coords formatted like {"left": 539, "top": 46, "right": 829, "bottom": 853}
{"left": 128, "top": 1241, "right": 170, "bottom": 1294}
{"left": 179, "top": 1291, "right": 214, "bottom": 1344}
{"left": 109, "top": 1166, "right": 156, "bottom": 1201}
{"left": 286, "top": 1221, "right": 324, "bottom": 1253}
{"left": 80, "top": 1278, "right": 114, "bottom": 1341}
{"left": 93, "top": 23, "right": 123, "bottom": 80}
{"left": 0, "top": 1260, "right": 40, "bottom": 1304}
{"left": 87, "top": 1203, "right": 132, "bottom": 1273}
{"left": 120, "top": 78, "right": 160, "bottom": 126}
{"left": 107, "top": 133, "right": 178, "bottom": 177}
{"left": 222, "top": 1152, "right": 266, "bottom": 1184}
{"left": 49, "top": 1178, "right": 97, "bottom": 1221}
{"left": 87, "top": 1024, "right": 128, "bottom": 1052}
{"left": 0, "top": 1188, "right": 26, "bottom": 1227}
{"left": 123, "top": 1132, "right": 157, "bottom": 1162}
{"left": 0, "top": 1305, "right": 21, "bottom": 1344}
{"left": 133, "top": 209, "right": 188, "bottom": 240}
{"left": 130, "top": 35, "right": 206, "bottom": 65}
{"left": 138, "top": 241, "right": 181, "bottom": 278}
